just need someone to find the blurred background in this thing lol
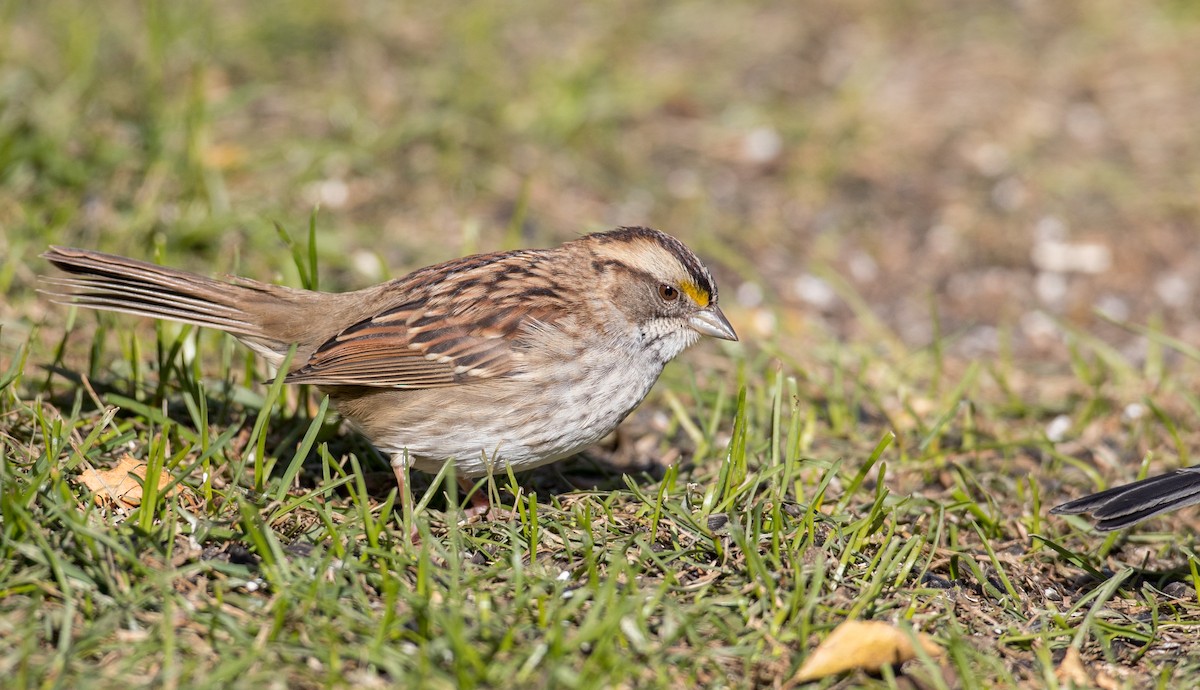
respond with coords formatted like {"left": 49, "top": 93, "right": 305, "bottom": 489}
{"left": 3, "top": 0, "right": 1200, "bottom": 362}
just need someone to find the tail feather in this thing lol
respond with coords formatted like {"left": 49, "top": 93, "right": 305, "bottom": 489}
{"left": 1051, "top": 468, "right": 1200, "bottom": 531}
{"left": 41, "top": 276, "right": 261, "bottom": 334}
{"left": 40, "top": 246, "right": 276, "bottom": 342}
{"left": 41, "top": 245, "right": 385, "bottom": 371}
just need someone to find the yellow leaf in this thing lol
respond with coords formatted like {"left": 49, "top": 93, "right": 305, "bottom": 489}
{"left": 201, "top": 142, "right": 246, "bottom": 170}
{"left": 1055, "top": 647, "right": 1091, "bottom": 688}
{"left": 793, "top": 620, "right": 941, "bottom": 683}
{"left": 79, "top": 453, "right": 176, "bottom": 509}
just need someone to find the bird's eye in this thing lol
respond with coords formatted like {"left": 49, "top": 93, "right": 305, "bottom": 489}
{"left": 658, "top": 284, "right": 679, "bottom": 302}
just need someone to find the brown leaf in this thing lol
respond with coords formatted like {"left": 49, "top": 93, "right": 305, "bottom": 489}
{"left": 201, "top": 142, "right": 246, "bottom": 170}
{"left": 1055, "top": 647, "right": 1091, "bottom": 688}
{"left": 79, "top": 453, "right": 177, "bottom": 508}
{"left": 792, "top": 620, "right": 942, "bottom": 683}
{"left": 1095, "top": 669, "right": 1121, "bottom": 690}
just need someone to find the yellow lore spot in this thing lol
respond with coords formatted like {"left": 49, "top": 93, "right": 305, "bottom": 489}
{"left": 680, "top": 281, "right": 709, "bottom": 307}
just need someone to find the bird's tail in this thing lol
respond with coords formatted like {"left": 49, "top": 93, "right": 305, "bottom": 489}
{"left": 40, "top": 246, "right": 306, "bottom": 364}
{"left": 1050, "top": 468, "right": 1200, "bottom": 531}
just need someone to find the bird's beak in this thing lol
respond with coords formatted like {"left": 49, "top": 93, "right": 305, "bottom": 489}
{"left": 689, "top": 306, "right": 738, "bottom": 341}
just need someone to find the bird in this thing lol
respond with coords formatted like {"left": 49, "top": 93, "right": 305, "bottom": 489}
{"left": 41, "top": 226, "right": 737, "bottom": 514}
{"left": 1050, "top": 468, "right": 1200, "bottom": 531}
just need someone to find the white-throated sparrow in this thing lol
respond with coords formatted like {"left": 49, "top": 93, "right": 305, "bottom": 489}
{"left": 42, "top": 227, "right": 737, "bottom": 510}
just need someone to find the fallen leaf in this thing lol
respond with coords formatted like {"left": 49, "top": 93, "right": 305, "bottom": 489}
{"left": 79, "top": 454, "right": 177, "bottom": 509}
{"left": 201, "top": 142, "right": 246, "bottom": 170}
{"left": 792, "top": 620, "right": 942, "bottom": 683}
{"left": 1056, "top": 647, "right": 1090, "bottom": 687}
{"left": 1095, "top": 669, "right": 1121, "bottom": 690}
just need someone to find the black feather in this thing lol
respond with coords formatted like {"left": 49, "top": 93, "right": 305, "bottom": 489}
{"left": 1050, "top": 467, "right": 1200, "bottom": 531}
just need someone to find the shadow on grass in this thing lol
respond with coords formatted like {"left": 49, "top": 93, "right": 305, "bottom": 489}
{"left": 39, "top": 363, "right": 667, "bottom": 515}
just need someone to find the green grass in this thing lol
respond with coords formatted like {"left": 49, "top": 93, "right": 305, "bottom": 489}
{"left": 6, "top": 1, "right": 1200, "bottom": 688}
{"left": 10, "top": 287, "right": 1200, "bottom": 688}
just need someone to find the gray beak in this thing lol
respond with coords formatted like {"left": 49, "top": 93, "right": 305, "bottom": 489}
{"left": 689, "top": 306, "right": 738, "bottom": 341}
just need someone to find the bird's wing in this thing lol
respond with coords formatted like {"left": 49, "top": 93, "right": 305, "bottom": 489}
{"left": 284, "top": 251, "right": 565, "bottom": 388}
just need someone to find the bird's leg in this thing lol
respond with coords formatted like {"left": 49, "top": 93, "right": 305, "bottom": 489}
{"left": 392, "top": 452, "right": 420, "bottom": 542}
{"left": 391, "top": 452, "right": 410, "bottom": 504}
{"left": 458, "top": 476, "right": 492, "bottom": 520}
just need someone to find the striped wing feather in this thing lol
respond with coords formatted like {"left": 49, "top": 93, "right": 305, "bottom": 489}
{"left": 285, "top": 253, "right": 564, "bottom": 388}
